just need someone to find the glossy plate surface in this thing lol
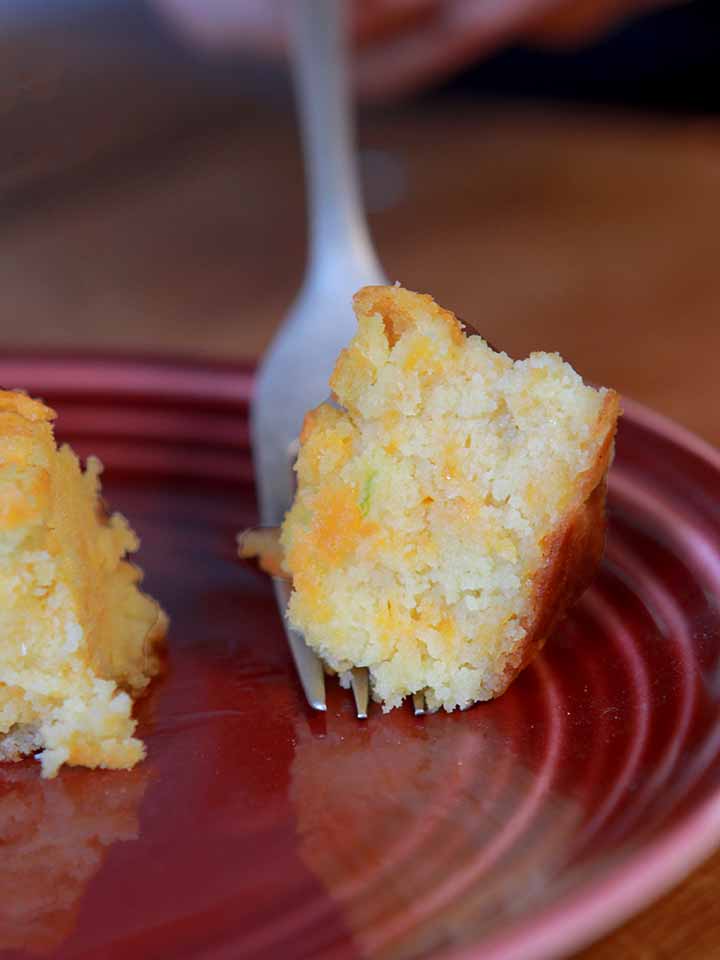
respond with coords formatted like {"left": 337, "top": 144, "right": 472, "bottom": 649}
{"left": 1, "top": 354, "right": 720, "bottom": 960}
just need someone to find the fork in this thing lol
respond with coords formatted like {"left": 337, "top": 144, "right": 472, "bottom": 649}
{"left": 251, "top": 0, "right": 391, "bottom": 719}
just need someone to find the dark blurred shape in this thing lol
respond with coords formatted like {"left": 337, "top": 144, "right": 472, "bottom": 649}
{"left": 443, "top": 0, "right": 720, "bottom": 113}
{"left": 0, "top": 0, "right": 283, "bottom": 211}
{"left": 1, "top": 0, "right": 719, "bottom": 222}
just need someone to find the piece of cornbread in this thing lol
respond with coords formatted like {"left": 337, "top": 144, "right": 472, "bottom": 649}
{"left": 280, "top": 285, "right": 620, "bottom": 712}
{"left": 0, "top": 390, "right": 167, "bottom": 777}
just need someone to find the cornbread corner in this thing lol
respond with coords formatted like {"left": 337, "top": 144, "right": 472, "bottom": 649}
{"left": 0, "top": 390, "right": 167, "bottom": 777}
{"left": 279, "top": 284, "right": 620, "bottom": 712}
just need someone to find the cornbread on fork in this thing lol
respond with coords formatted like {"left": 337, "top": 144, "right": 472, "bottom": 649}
{"left": 279, "top": 285, "right": 620, "bottom": 712}
{"left": 0, "top": 391, "right": 167, "bottom": 777}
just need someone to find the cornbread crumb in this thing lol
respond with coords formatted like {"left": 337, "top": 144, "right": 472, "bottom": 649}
{"left": 0, "top": 390, "right": 167, "bottom": 777}
{"left": 280, "top": 285, "right": 620, "bottom": 712}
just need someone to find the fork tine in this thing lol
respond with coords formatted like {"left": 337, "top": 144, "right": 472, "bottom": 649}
{"left": 274, "top": 579, "right": 326, "bottom": 711}
{"left": 350, "top": 668, "right": 369, "bottom": 719}
{"left": 412, "top": 691, "right": 426, "bottom": 716}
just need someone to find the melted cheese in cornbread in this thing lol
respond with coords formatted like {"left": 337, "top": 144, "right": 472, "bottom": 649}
{"left": 0, "top": 391, "right": 167, "bottom": 777}
{"left": 281, "top": 285, "right": 619, "bottom": 712}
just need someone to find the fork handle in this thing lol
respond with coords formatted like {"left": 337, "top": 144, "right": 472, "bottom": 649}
{"left": 289, "top": 0, "right": 384, "bottom": 292}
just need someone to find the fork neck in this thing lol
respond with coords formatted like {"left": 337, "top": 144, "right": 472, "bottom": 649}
{"left": 289, "top": 0, "right": 384, "bottom": 292}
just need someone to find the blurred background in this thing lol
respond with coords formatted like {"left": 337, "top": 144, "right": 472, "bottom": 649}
{"left": 1, "top": 0, "right": 720, "bottom": 444}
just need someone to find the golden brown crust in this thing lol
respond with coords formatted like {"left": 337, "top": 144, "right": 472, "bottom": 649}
{"left": 352, "top": 285, "right": 465, "bottom": 347}
{"left": 498, "top": 390, "right": 621, "bottom": 693}
{"left": 299, "top": 406, "right": 323, "bottom": 446}
{"left": 0, "top": 390, "right": 55, "bottom": 422}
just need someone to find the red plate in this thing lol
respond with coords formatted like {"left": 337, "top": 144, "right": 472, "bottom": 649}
{"left": 1, "top": 354, "right": 720, "bottom": 960}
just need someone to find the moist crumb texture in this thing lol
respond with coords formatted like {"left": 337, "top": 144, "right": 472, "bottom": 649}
{"left": 281, "top": 285, "right": 620, "bottom": 712}
{"left": 0, "top": 390, "right": 167, "bottom": 777}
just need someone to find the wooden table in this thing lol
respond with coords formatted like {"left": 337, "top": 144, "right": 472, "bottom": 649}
{"left": 2, "top": 7, "right": 720, "bottom": 954}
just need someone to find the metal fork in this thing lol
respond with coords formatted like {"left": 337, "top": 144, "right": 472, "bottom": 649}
{"left": 251, "top": 0, "right": 389, "bottom": 718}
